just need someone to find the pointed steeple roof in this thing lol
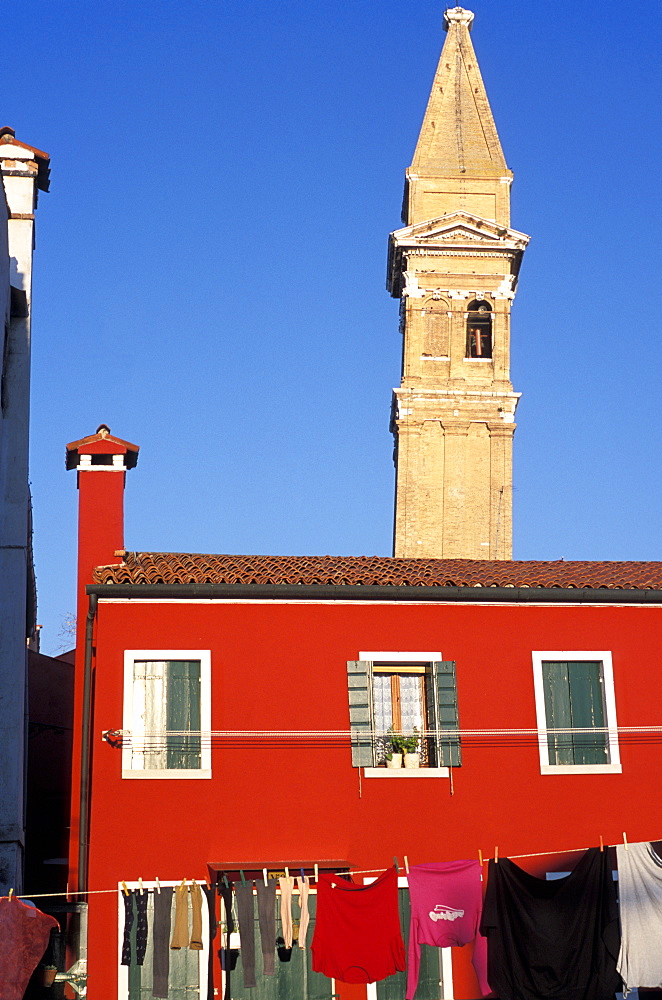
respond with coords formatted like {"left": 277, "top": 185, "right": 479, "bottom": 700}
{"left": 412, "top": 7, "right": 507, "bottom": 174}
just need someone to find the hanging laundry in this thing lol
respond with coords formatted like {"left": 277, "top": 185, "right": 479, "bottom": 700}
{"left": 218, "top": 879, "right": 235, "bottom": 1000}
{"left": 279, "top": 876, "right": 294, "bottom": 949}
{"left": 170, "top": 882, "right": 190, "bottom": 949}
{"left": 201, "top": 883, "right": 218, "bottom": 1000}
{"left": 120, "top": 888, "right": 148, "bottom": 966}
{"left": 235, "top": 882, "right": 258, "bottom": 988}
{"left": 297, "top": 875, "right": 310, "bottom": 949}
{"left": 256, "top": 879, "right": 277, "bottom": 974}
{"left": 406, "top": 860, "right": 490, "bottom": 1000}
{"left": 312, "top": 866, "right": 405, "bottom": 984}
{"left": 189, "top": 882, "right": 204, "bottom": 950}
{"left": 152, "top": 886, "right": 173, "bottom": 999}
{"left": 0, "top": 896, "right": 59, "bottom": 1000}
{"left": 617, "top": 840, "right": 662, "bottom": 992}
{"left": 480, "top": 848, "right": 621, "bottom": 1000}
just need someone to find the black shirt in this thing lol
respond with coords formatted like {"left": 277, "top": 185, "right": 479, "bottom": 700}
{"left": 480, "top": 848, "right": 621, "bottom": 1000}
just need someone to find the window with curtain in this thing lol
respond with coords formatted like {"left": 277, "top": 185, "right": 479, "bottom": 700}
{"left": 123, "top": 651, "right": 211, "bottom": 777}
{"left": 347, "top": 658, "right": 461, "bottom": 769}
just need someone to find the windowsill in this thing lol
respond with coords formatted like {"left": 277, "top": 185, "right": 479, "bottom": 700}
{"left": 363, "top": 767, "right": 449, "bottom": 778}
{"left": 122, "top": 769, "right": 212, "bottom": 779}
{"left": 464, "top": 357, "right": 493, "bottom": 362}
{"left": 540, "top": 764, "right": 622, "bottom": 775}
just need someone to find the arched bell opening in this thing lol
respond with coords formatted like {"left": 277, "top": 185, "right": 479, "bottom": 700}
{"left": 466, "top": 300, "right": 493, "bottom": 358}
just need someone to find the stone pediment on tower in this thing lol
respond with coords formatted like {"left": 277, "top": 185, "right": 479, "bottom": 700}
{"left": 387, "top": 212, "right": 530, "bottom": 296}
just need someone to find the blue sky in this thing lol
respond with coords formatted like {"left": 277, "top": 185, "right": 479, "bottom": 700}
{"left": 4, "top": 0, "right": 660, "bottom": 653}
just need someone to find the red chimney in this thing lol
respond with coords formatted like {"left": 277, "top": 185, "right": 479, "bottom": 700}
{"left": 66, "top": 424, "right": 139, "bottom": 616}
{"left": 66, "top": 425, "right": 139, "bottom": 893}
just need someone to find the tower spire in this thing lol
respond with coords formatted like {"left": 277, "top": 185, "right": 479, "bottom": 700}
{"left": 388, "top": 7, "right": 529, "bottom": 560}
{"left": 404, "top": 6, "right": 511, "bottom": 228}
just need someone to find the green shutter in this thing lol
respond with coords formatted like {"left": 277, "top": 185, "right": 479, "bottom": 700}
{"left": 347, "top": 660, "right": 374, "bottom": 767}
{"left": 543, "top": 660, "right": 607, "bottom": 765}
{"left": 166, "top": 660, "right": 202, "bottom": 769}
{"left": 431, "top": 661, "right": 461, "bottom": 767}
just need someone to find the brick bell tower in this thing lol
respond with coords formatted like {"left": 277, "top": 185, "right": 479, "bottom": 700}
{"left": 388, "top": 6, "right": 529, "bottom": 559}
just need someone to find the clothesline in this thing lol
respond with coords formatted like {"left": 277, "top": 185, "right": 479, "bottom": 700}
{"left": 104, "top": 725, "right": 662, "bottom": 738}
{"left": 10, "top": 835, "right": 652, "bottom": 901}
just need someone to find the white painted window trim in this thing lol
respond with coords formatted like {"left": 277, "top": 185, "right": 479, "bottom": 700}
{"left": 359, "top": 651, "right": 442, "bottom": 662}
{"left": 117, "top": 880, "right": 209, "bottom": 999}
{"left": 122, "top": 650, "right": 212, "bottom": 779}
{"left": 364, "top": 875, "right": 453, "bottom": 999}
{"left": 359, "top": 653, "right": 449, "bottom": 778}
{"left": 531, "top": 651, "right": 621, "bottom": 775}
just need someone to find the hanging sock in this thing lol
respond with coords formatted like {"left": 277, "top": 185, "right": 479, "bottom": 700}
{"left": 235, "top": 882, "right": 257, "bottom": 988}
{"left": 152, "top": 886, "right": 173, "bottom": 999}
{"left": 189, "top": 882, "right": 204, "bottom": 950}
{"left": 297, "top": 875, "right": 310, "bottom": 949}
{"left": 170, "top": 882, "right": 190, "bottom": 949}
{"left": 257, "top": 879, "right": 277, "bottom": 974}
{"left": 278, "top": 876, "right": 294, "bottom": 950}
{"left": 201, "top": 883, "right": 218, "bottom": 1000}
{"left": 121, "top": 890, "right": 135, "bottom": 966}
{"left": 135, "top": 888, "right": 149, "bottom": 966}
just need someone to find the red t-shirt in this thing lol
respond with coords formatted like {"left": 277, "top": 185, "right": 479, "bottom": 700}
{"left": 312, "top": 866, "right": 405, "bottom": 984}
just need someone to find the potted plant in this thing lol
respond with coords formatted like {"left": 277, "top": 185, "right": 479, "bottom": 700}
{"left": 40, "top": 965, "right": 57, "bottom": 988}
{"left": 385, "top": 728, "right": 421, "bottom": 768}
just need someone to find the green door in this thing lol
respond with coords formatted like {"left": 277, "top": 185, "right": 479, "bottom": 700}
{"left": 377, "top": 888, "right": 444, "bottom": 1000}
{"left": 231, "top": 892, "right": 331, "bottom": 1000}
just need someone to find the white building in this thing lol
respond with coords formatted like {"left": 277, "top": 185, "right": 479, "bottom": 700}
{"left": 0, "top": 126, "right": 49, "bottom": 894}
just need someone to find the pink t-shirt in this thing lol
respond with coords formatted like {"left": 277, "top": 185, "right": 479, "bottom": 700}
{"left": 406, "top": 860, "right": 490, "bottom": 1000}
{"left": 0, "top": 897, "right": 59, "bottom": 1000}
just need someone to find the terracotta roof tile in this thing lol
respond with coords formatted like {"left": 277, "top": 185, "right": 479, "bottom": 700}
{"left": 92, "top": 552, "right": 662, "bottom": 590}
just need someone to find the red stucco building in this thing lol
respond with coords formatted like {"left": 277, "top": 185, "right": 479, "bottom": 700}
{"left": 64, "top": 427, "right": 662, "bottom": 999}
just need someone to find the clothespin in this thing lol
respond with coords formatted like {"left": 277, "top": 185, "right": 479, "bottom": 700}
{"left": 223, "top": 874, "right": 229, "bottom": 889}
{"left": 478, "top": 849, "right": 483, "bottom": 867}
{"left": 139, "top": 877, "right": 144, "bottom": 895}
{"left": 404, "top": 856, "right": 410, "bottom": 875}
{"left": 314, "top": 864, "right": 318, "bottom": 884}
{"left": 263, "top": 868, "right": 268, "bottom": 887}
{"left": 623, "top": 832, "right": 629, "bottom": 852}
{"left": 155, "top": 877, "right": 161, "bottom": 894}
{"left": 300, "top": 867, "right": 306, "bottom": 882}
{"left": 7, "top": 889, "right": 13, "bottom": 901}
{"left": 180, "top": 878, "right": 187, "bottom": 891}
{"left": 285, "top": 867, "right": 289, "bottom": 879}
{"left": 121, "top": 881, "right": 130, "bottom": 896}
{"left": 240, "top": 870, "right": 247, "bottom": 887}
{"left": 393, "top": 856, "right": 399, "bottom": 873}
{"left": 599, "top": 836, "right": 604, "bottom": 853}
{"left": 494, "top": 846, "right": 499, "bottom": 864}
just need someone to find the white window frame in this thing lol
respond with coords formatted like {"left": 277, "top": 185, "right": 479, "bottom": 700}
{"left": 359, "top": 652, "right": 449, "bottom": 778}
{"left": 364, "top": 875, "right": 454, "bottom": 999}
{"left": 117, "top": 879, "right": 209, "bottom": 999}
{"left": 122, "top": 650, "right": 212, "bottom": 779}
{"left": 532, "top": 651, "right": 621, "bottom": 775}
